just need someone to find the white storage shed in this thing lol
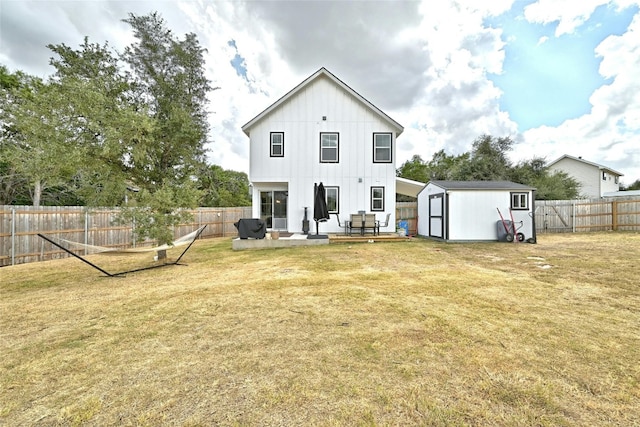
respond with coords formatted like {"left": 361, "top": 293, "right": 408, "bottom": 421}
{"left": 417, "top": 181, "right": 537, "bottom": 243}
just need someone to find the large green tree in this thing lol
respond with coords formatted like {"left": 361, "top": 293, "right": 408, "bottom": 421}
{"left": 46, "top": 38, "right": 153, "bottom": 207}
{"left": 122, "top": 12, "right": 213, "bottom": 187}
{"left": 510, "top": 157, "right": 580, "bottom": 200}
{"left": 0, "top": 66, "right": 28, "bottom": 204}
{"left": 396, "top": 134, "right": 583, "bottom": 200}
{"left": 396, "top": 155, "right": 430, "bottom": 183}
{"left": 2, "top": 12, "right": 216, "bottom": 244}
{"left": 396, "top": 150, "right": 469, "bottom": 183}
{"left": 197, "top": 165, "right": 251, "bottom": 207}
{"left": 623, "top": 179, "right": 640, "bottom": 191}
{"left": 458, "top": 134, "right": 514, "bottom": 181}
{"left": 0, "top": 72, "right": 83, "bottom": 206}
{"left": 115, "top": 13, "right": 215, "bottom": 243}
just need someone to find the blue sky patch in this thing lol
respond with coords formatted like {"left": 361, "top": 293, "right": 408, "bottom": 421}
{"left": 228, "top": 39, "right": 248, "bottom": 81}
{"left": 486, "top": 2, "right": 637, "bottom": 131}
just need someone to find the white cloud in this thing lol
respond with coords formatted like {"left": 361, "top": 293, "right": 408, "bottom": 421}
{"left": 523, "top": 0, "right": 640, "bottom": 36}
{"left": 2, "top": 0, "right": 639, "bottom": 183}
{"left": 537, "top": 36, "right": 549, "bottom": 45}
{"left": 391, "top": 2, "right": 515, "bottom": 164}
{"left": 524, "top": 0, "right": 610, "bottom": 36}
{"left": 516, "top": 6, "right": 640, "bottom": 184}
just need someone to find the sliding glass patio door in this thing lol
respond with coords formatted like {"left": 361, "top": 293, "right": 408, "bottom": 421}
{"left": 260, "top": 190, "right": 287, "bottom": 230}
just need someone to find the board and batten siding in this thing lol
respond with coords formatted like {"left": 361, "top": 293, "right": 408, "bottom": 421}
{"left": 446, "top": 190, "right": 531, "bottom": 241}
{"left": 249, "top": 74, "right": 398, "bottom": 233}
{"left": 417, "top": 183, "right": 535, "bottom": 241}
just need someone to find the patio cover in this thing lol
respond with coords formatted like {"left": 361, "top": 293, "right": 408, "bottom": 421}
{"left": 396, "top": 177, "right": 426, "bottom": 198}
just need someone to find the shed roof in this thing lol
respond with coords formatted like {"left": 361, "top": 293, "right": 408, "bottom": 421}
{"left": 428, "top": 180, "right": 536, "bottom": 191}
{"left": 241, "top": 67, "right": 404, "bottom": 136}
{"left": 547, "top": 154, "right": 624, "bottom": 177}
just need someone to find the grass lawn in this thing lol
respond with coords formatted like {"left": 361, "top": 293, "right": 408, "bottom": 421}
{"left": 1, "top": 232, "right": 639, "bottom": 426}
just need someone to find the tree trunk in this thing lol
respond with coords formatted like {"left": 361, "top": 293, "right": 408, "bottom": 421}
{"left": 33, "top": 179, "right": 42, "bottom": 207}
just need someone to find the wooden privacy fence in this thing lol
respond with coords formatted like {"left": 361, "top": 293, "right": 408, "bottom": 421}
{"left": 535, "top": 197, "right": 640, "bottom": 233}
{"left": 396, "top": 202, "right": 418, "bottom": 236}
{"left": 393, "top": 198, "right": 640, "bottom": 236}
{"left": 0, "top": 206, "right": 251, "bottom": 267}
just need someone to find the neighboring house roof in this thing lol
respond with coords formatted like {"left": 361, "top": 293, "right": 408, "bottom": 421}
{"left": 241, "top": 67, "right": 404, "bottom": 136}
{"left": 427, "top": 180, "right": 536, "bottom": 191}
{"left": 603, "top": 190, "right": 640, "bottom": 197}
{"left": 396, "top": 177, "right": 426, "bottom": 197}
{"left": 547, "top": 154, "right": 624, "bottom": 177}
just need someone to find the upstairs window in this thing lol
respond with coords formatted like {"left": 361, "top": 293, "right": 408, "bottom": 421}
{"left": 320, "top": 133, "right": 339, "bottom": 163}
{"left": 511, "top": 192, "right": 528, "bottom": 210}
{"left": 602, "top": 171, "right": 607, "bottom": 181}
{"left": 325, "top": 186, "right": 339, "bottom": 213}
{"left": 270, "top": 132, "right": 284, "bottom": 157}
{"left": 373, "top": 133, "right": 392, "bottom": 163}
{"left": 371, "top": 187, "right": 385, "bottom": 211}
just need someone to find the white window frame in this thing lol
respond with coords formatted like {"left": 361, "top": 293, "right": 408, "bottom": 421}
{"left": 325, "top": 186, "right": 339, "bottom": 214}
{"left": 371, "top": 187, "right": 385, "bottom": 211}
{"left": 511, "top": 192, "right": 528, "bottom": 210}
{"left": 320, "top": 132, "right": 339, "bottom": 163}
{"left": 373, "top": 133, "right": 392, "bottom": 163}
{"left": 270, "top": 132, "right": 284, "bottom": 157}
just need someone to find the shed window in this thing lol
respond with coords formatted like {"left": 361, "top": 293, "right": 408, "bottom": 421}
{"left": 320, "top": 133, "right": 339, "bottom": 163}
{"left": 373, "top": 133, "right": 392, "bottom": 163}
{"left": 371, "top": 187, "right": 385, "bottom": 211}
{"left": 325, "top": 186, "right": 339, "bottom": 213}
{"left": 270, "top": 132, "right": 284, "bottom": 157}
{"left": 511, "top": 192, "right": 528, "bottom": 210}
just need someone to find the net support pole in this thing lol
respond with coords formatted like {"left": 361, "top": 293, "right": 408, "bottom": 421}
{"left": 174, "top": 224, "right": 207, "bottom": 264}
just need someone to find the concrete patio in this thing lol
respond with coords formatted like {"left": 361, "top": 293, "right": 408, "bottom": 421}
{"left": 232, "top": 232, "right": 410, "bottom": 250}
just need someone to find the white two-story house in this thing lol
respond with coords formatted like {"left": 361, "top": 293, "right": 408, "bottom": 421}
{"left": 241, "top": 67, "right": 405, "bottom": 234}
{"left": 547, "top": 154, "right": 623, "bottom": 198}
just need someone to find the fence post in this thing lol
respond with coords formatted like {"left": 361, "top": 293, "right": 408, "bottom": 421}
{"left": 612, "top": 200, "right": 618, "bottom": 231}
{"left": 222, "top": 209, "right": 225, "bottom": 237}
{"left": 11, "top": 207, "right": 15, "bottom": 266}
{"left": 84, "top": 209, "right": 89, "bottom": 255}
{"left": 572, "top": 200, "right": 576, "bottom": 233}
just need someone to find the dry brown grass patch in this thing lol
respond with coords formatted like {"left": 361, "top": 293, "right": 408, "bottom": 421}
{"left": 1, "top": 232, "right": 639, "bottom": 425}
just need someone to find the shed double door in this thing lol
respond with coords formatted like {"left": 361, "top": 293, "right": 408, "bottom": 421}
{"left": 429, "top": 194, "right": 444, "bottom": 239}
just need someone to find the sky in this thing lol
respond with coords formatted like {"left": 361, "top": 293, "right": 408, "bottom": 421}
{"left": 1, "top": 0, "right": 639, "bottom": 185}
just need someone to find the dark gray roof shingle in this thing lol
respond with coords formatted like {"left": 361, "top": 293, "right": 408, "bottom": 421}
{"left": 429, "top": 180, "right": 535, "bottom": 191}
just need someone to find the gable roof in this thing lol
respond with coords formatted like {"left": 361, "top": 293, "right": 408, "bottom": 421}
{"left": 429, "top": 180, "right": 536, "bottom": 191}
{"left": 241, "top": 67, "right": 404, "bottom": 136}
{"left": 547, "top": 154, "right": 624, "bottom": 177}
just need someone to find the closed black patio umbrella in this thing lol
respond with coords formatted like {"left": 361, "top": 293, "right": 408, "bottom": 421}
{"left": 309, "top": 182, "right": 330, "bottom": 239}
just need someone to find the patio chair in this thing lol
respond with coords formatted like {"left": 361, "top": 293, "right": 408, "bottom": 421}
{"left": 333, "top": 213, "right": 350, "bottom": 235}
{"left": 364, "top": 214, "right": 377, "bottom": 236}
{"left": 376, "top": 213, "right": 391, "bottom": 235}
{"left": 350, "top": 213, "right": 364, "bottom": 236}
